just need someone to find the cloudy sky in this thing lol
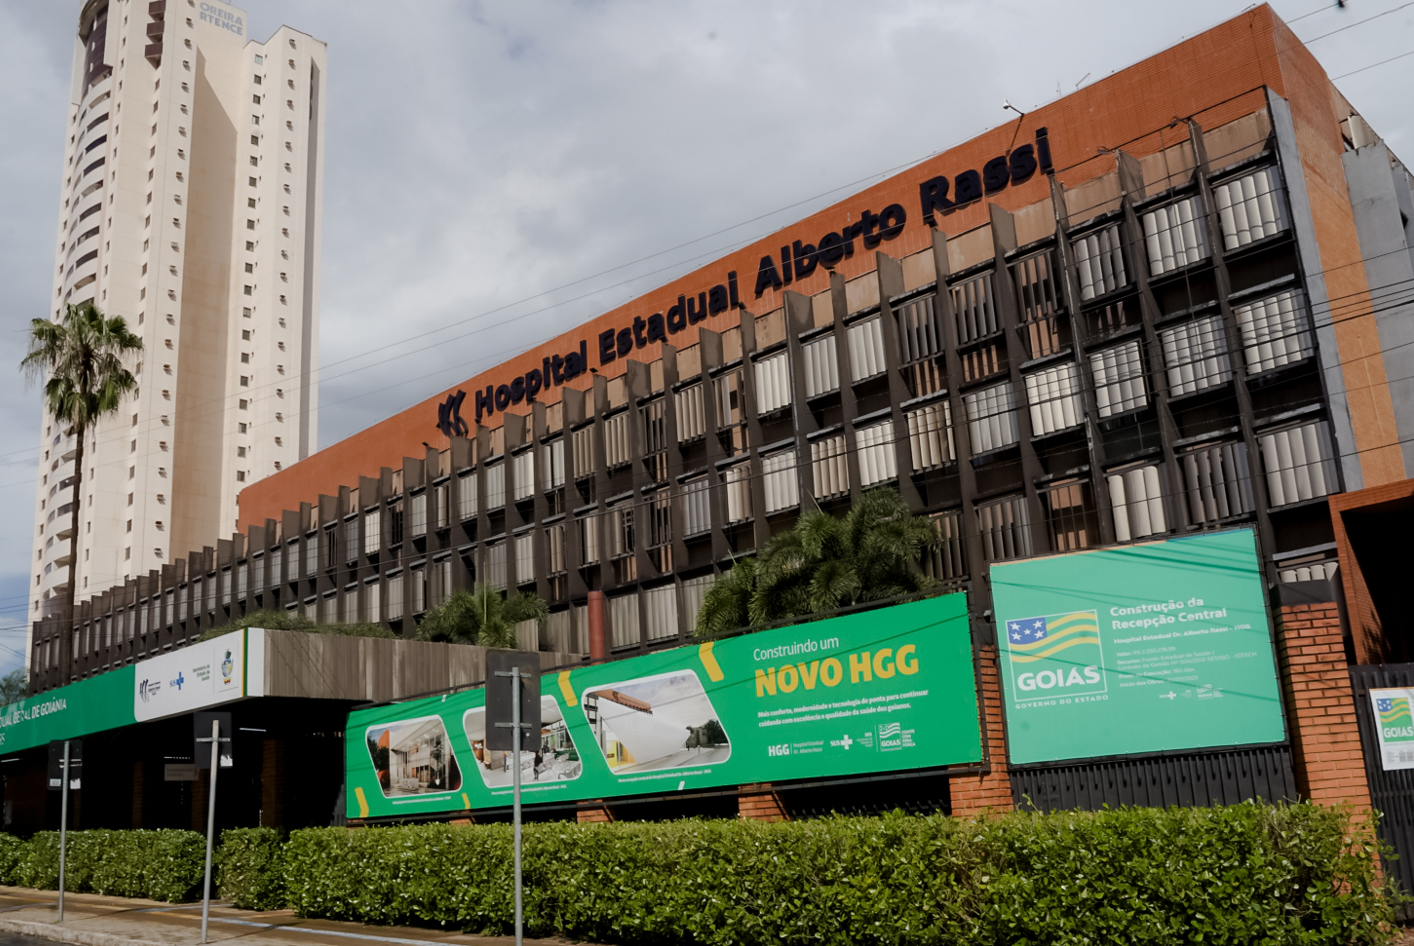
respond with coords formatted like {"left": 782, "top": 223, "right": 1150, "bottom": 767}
{"left": 0, "top": 0, "right": 1409, "bottom": 672}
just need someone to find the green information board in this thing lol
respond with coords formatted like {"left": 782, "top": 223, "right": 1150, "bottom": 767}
{"left": 0, "top": 666, "right": 137, "bottom": 754}
{"left": 344, "top": 593, "right": 981, "bottom": 819}
{"left": 990, "top": 529, "right": 1285, "bottom": 765}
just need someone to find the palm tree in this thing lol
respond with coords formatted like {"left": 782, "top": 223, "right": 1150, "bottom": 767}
{"left": 417, "top": 582, "right": 548, "bottom": 649}
{"left": 22, "top": 302, "right": 142, "bottom": 673}
{"left": 0, "top": 670, "right": 27, "bottom": 706}
{"left": 695, "top": 488, "right": 940, "bottom": 638}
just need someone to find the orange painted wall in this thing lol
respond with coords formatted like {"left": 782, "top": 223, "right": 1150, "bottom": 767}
{"left": 238, "top": 4, "right": 1387, "bottom": 530}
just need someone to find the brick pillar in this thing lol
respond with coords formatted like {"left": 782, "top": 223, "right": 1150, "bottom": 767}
{"left": 577, "top": 801, "right": 614, "bottom": 823}
{"left": 950, "top": 645, "right": 1014, "bottom": 817}
{"left": 1275, "top": 603, "right": 1372, "bottom": 813}
{"left": 738, "top": 784, "right": 786, "bottom": 822}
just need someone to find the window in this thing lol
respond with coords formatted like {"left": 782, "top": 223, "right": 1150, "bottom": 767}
{"left": 951, "top": 272, "right": 997, "bottom": 343}
{"left": 906, "top": 400, "right": 955, "bottom": 471}
{"left": 1108, "top": 464, "right": 1167, "bottom": 541}
{"left": 847, "top": 316, "right": 886, "bottom": 382}
{"left": 579, "top": 512, "right": 600, "bottom": 565}
{"left": 977, "top": 494, "right": 1031, "bottom": 561}
{"left": 811, "top": 434, "right": 849, "bottom": 499}
{"left": 345, "top": 516, "right": 360, "bottom": 563}
{"left": 1024, "top": 362, "right": 1083, "bottom": 437}
{"left": 1259, "top": 421, "right": 1337, "bottom": 506}
{"left": 762, "top": 450, "right": 799, "bottom": 514}
{"left": 753, "top": 351, "right": 791, "bottom": 414}
{"left": 513, "top": 533, "right": 535, "bottom": 587}
{"left": 1161, "top": 315, "right": 1231, "bottom": 396}
{"left": 305, "top": 532, "right": 318, "bottom": 575}
{"left": 1072, "top": 224, "right": 1128, "bottom": 300}
{"left": 963, "top": 382, "right": 1018, "bottom": 453}
{"left": 1181, "top": 440, "right": 1254, "bottom": 523}
{"left": 855, "top": 421, "right": 897, "bottom": 488}
{"left": 386, "top": 572, "right": 403, "bottom": 619}
{"left": 544, "top": 439, "right": 566, "bottom": 491}
{"left": 389, "top": 500, "right": 404, "bottom": 546}
{"left": 1234, "top": 289, "right": 1312, "bottom": 374}
{"left": 608, "top": 593, "right": 640, "bottom": 650}
{"left": 1011, "top": 250, "right": 1066, "bottom": 359}
{"left": 681, "top": 475, "right": 711, "bottom": 537}
{"left": 1213, "top": 166, "right": 1287, "bottom": 249}
{"left": 410, "top": 491, "right": 427, "bottom": 537}
{"left": 714, "top": 370, "right": 749, "bottom": 455}
{"left": 1090, "top": 341, "right": 1148, "bottom": 417}
{"left": 1040, "top": 478, "right": 1097, "bottom": 551}
{"left": 545, "top": 522, "right": 566, "bottom": 576}
{"left": 607, "top": 498, "right": 634, "bottom": 561}
{"left": 802, "top": 333, "right": 839, "bottom": 398}
{"left": 924, "top": 510, "right": 965, "bottom": 581}
{"left": 1142, "top": 196, "right": 1208, "bottom": 275}
{"left": 486, "top": 539, "right": 510, "bottom": 590}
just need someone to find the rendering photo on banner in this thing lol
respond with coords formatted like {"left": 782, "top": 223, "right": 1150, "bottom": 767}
{"left": 343, "top": 593, "right": 984, "bottom": 819}
{"left": 990, "top": 528, "right": 1286, "bottom": 765}
{"left": 464, "top": 697, "right": 584, "bottom": 787}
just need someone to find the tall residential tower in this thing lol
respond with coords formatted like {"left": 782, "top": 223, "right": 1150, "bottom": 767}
{"left": 31, "top": 0, "right": 325, "bottom": 633}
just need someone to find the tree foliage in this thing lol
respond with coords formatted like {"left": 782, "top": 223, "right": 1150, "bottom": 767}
{"left": 0, "top": 670, "right": 27, "bottom": 706}
{"left": 21, "top": 303, "right": 142, "bottom": 642}
{"left": 197, "top": 609, "right": 394, "bottom": 642}
{"left": 417, "top": 583, "right": 548, "bottom": 649}
{"left": 696, "top": 488, "right": 940, "bottom": 638}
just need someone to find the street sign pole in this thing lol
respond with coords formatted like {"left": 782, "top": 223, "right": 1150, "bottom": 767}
{"left": 198, "top": 717, "right": 220, "bottom": 944}
{"left": 511, "top": 666, "right": 523, "bottom": 946}
{"left": 57, "top": 740, "right": 68, "bottom": 924}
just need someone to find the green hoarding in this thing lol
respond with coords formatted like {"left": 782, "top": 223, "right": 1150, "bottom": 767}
{"left": 345, "top": 593, "right": 981, "bottom": 819}
{"left": 991, "top": 529, "right": 1286, "bottom": 765}
{"left": 0, "top": 666, "right": 137, "bottom": 755}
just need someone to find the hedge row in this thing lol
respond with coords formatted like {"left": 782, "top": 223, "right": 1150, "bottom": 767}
{"left": 0, "top": 805, "right": 1399, "bottom": 944}
{"left": 0, "top": 829, "right": 205, "bottom": 902}
{"left": 249, "top": 803, "right": 1395, "bottom": 945}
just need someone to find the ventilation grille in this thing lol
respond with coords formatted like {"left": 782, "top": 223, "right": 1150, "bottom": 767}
{"left": 1161, "top": 315, "right": 1232, "bottom": 397}
{"left": 1024, "top": 362, "right": 1083, "bottom": 437}
{"left": 925, "top": 509, "right": 965, "bottom": 581}
{"left": 724, "top": 463, "right": 753, "bottom": 523}
{"left": 1234, "top": 289, "right": 1312, "bottom": 375}
{"left": 964, "top": 382, "right": 1019, "bottom": 453}
{"left": 951, "top": 272, "right": 997, "bottom": 343}
{"left": 1090, "top": 341, "right": 1148, "bottom": 418}
{"left": 512, "top": 450, "right": 535, "bottom": 502}
{"left": 762, "top": 450, "right": 800, "bottom": 515}
{"left": 676, "top": 384, "right": 706, "bottom": 443}
{"left": 811, "top": 434, "right": 850, "bottom": 499}
{"left": 1143, "top": 196, "right": 1209, "bottom": 276}
{"left": 906, "top": 400, "right": 954, "bottom": 471}
{"left": 855, "top": 421, "right": 897, "bottom": 488}
{"left": 1260, "top": 421, "right": 1337, "bottom": 506}
{"left": 572, "top": 424, "right": 596, "bottom": 479}
{"left": 1181, "top": 441, "right": 1254, "bottom": 524}
{"left": 1108, "top": 464, "right": 1167, "bottom": 541}
{"left": 485, "top": 463, "right": 506, "bottom": 510}
{"left": 603, "top": 412, "right": 632, "bottom": 469}
{"left": 895, "top": 295, "right": 944, "bottom": 363}
{"left": 1073, "top": 224, "right": 1128, "bottom": 300}
{"left": 642, "top": 584, "right": 679, "bottom": 642}
{"left": 608, "top": 593, "right": 640, "bottom": 649}
{"left": 1214, "top": 166, "right": 1287, "bottom": 250}
{"left": 544, "top": 439, "right": 565, "bottom": 491}
{"left": 848, "top": 317, "right": 887, "bottom": 382}
{"left": 681, "top": 476, "right": 711, "bottom": 536}
{"left": 977, "top": 494, "right": 1031, "bottom": 562}
{"left": 754, "top": 351, "right": 791, "bottom": 414}
{"left": 802, "top": 334, "right": 840, "bottom": 398}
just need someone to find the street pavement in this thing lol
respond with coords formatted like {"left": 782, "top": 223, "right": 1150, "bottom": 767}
{"left": 0, "top": 888, "right": 587, "bottom": 946}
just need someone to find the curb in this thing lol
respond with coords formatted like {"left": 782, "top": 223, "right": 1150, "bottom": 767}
{"left": 0, "top": 915, "right": 169, "bottom": 946}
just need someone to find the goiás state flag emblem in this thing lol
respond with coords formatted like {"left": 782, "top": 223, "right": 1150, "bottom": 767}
{"left": 1003, "top": 611, "right": 1105, "bottom": 700}
{"left": 1378, "top": 696, "right": 1414, "bottom": 741}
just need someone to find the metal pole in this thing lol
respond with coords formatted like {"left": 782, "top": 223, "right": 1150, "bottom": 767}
{"left": 201, "top": 718, "right": 219, "bottom": 944}
{"left": 512, "top": 668, "right": 523, "bottom": 946}
{"left": 57, "top": 740, "right": 68, "bottom": 923}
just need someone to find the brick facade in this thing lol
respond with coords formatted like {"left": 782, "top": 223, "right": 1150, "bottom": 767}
{"left": 949, "top": 646, "right": 1015, "bottom": 817}
{"left": 577, "top": 803, "right": 613, "bottom": 823}
{"left": 737, "top": 785, "right": 787, "bottom": 822}
{"left": 1275, "top": 603, "right": 1372, "bottom": 813}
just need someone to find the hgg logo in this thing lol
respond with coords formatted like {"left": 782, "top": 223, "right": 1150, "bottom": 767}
{"left": 767, "top": 744, "right": 790, "bottom": 757}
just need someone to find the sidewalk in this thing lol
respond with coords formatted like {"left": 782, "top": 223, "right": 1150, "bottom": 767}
{"left": 0, "top": 888, "right": 588, "bottom": 946}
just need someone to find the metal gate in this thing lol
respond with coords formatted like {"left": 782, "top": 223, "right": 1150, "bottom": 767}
{"left": 1349, "top": 663, "right": 1414, "bottom": 915}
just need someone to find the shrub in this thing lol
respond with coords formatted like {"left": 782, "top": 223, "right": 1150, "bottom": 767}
{"left": 216, "top": 827, "right": 287, "bottom": 910}
{"left": 281, "top": 803, "right": 1397, "bottom": 945}
{"left": 0, "top": 833, "right": 25, "bottom": 885}
{"left": 3, "top": 830, "right": 205, "bottom": 902}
